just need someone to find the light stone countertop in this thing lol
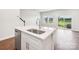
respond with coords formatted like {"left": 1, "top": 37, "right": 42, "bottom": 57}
{"left": 15, "top": 26, "right": 56, "bottom": 40}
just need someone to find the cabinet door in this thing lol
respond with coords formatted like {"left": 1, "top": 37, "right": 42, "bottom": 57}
{"left": 29, "top": 45, "right": 41, "bottom": 50}
{"left": 21, "top": 37, "right": 29, "bottom": 50}
{"left": 26, "top": 42, "right": 29, "bottom": 50}
{"left": 23, "top": 37, "right": 42, "bottom": 50}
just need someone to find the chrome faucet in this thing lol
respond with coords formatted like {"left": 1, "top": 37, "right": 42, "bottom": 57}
{"left": 36, "top": 18, "right": 41, "bottom": 29}
{"left": 17, "top": 16, "right": 25, "bottom": 26}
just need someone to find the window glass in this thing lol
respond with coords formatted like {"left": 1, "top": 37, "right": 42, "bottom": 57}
{"left": 58, "top": 16, "right": 71, "bottom": 29}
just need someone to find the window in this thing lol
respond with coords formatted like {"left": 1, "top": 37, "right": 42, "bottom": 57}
{"left": 44, "top": 17, "right": 53, "bottom": 23}
{"left": 45, "top": 17, "right": 48, "bottom": 23}
{"left": 58, "top": 16, "right": 71, "bottom": 29}
{"left": 49, "top": 17, "right": 53, "bottom": 23}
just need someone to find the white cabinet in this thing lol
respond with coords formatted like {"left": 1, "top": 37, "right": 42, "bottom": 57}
{"left": 21, "top": 32, "right": 53, "bottom": 50}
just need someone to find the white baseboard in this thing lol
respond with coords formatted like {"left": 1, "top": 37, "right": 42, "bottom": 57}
{"left": 0, "top": 35, "right": 15, "bottom": 41}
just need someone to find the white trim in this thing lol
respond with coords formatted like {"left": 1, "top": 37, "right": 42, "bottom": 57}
{"left": 0, "top": 35, "right": 15, "bottom": 41}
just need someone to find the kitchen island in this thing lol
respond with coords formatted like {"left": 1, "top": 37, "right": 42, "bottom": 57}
{"left": 15, "top": 26, "right": 56, "bottom": 50}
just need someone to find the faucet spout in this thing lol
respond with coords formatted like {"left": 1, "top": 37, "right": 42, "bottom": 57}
{"left": 36, "top": 18, "right": 41, "bottom": 29}
{"left": 17, "top": 16, "right": 25, "bottom": 26}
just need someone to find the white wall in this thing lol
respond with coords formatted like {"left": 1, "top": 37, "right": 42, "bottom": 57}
{"left": 0, "top": 9, "right": 20, "bottom": 40}
{"left": 20, "top": 9, "right": 40, "bottom": 26}
{"left": 40, "top": 9, "right": 79, "bottom": 31}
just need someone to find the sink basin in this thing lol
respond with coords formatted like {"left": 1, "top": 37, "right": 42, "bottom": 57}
{"left": 27, "top": 29, "right": 45, "bottom": 34}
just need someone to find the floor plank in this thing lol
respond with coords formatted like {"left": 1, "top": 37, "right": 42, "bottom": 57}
{"left": 0, "top": 37, "right": 15, "bottom": 50}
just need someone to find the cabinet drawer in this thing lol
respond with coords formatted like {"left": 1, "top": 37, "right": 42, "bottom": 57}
{"left": 21, "top": 32, "right": 42, "bottom": 47}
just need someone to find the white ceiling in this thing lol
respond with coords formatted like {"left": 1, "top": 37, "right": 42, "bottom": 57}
{"left": 28, "top": 9, "right": 52, "bottom": 12}
{"left": 20, "top": 9, "right": 53, "bottom": 12}
{"left": 37, "top": 9, "right": 52, "bottom": 12}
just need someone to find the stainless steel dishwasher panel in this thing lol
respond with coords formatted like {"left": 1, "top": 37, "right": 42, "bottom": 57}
{"left": 15, "top": 29, "right": 21, "bottom": 50}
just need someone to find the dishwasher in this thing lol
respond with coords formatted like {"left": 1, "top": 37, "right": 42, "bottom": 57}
{"left": 15, "top": 29, "right": 21, "bottom": 50}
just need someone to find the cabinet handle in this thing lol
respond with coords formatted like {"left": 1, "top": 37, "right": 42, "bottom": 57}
{"left": 26, "top": 42, "right": 29, "bottom": 50}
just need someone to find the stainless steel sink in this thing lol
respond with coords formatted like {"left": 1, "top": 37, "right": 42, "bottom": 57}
{"left": 27, "top": 29, "right": 45, "bottom": 34}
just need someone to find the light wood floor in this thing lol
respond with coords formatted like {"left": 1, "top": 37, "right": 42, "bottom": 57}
{"left": 0, "top": 37, "right": 15, "bottom": 50}
{"left": 54, "top": 29, "right": 79, "bottom": 50}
